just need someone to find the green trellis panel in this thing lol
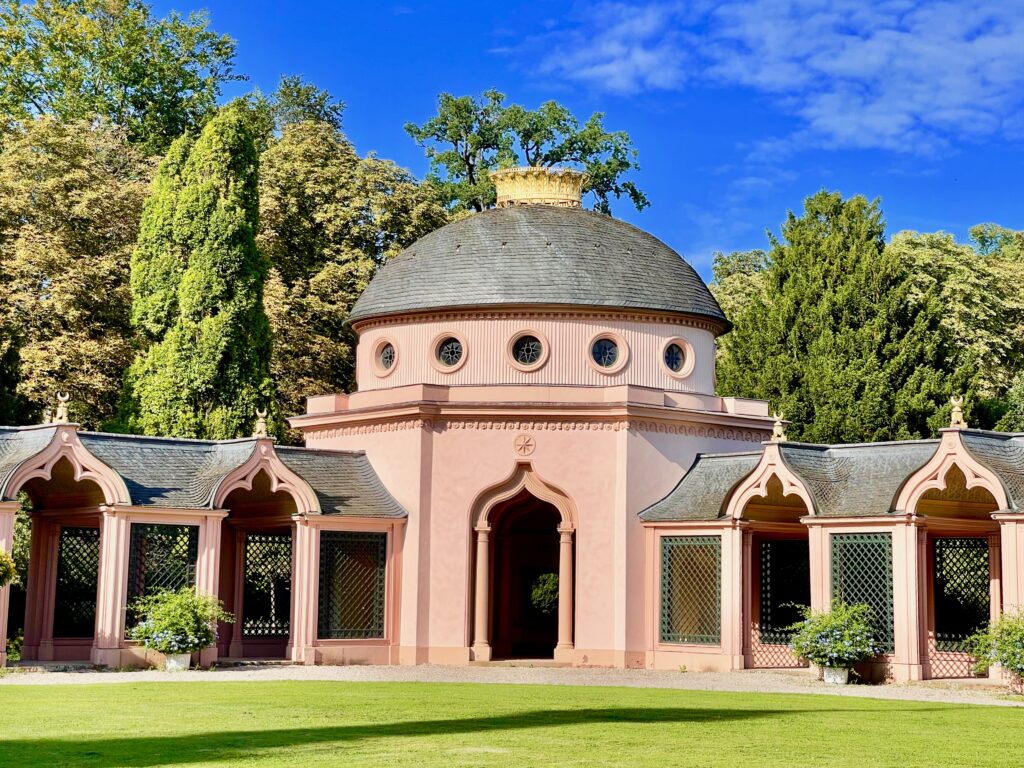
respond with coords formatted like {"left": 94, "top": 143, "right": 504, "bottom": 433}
{"left": 933, "top": 537, "right": 990, "bottom": 652}
{"left": 52, "top": 526, "right": 100, "bottom": 638}
{"left": 242, "top": 532, "right": 292, "bottom": 638}
{"left": 660, "top": 536, "right": 721, "bottom": 645}
{"left": 126, "top": 523, "right": 199, "bottom": 624}
{"left": 830, "top": 532, "right": 894, "bottom": 653}
{"left": 318, "top": 531, "right": 386, "bottom": 640}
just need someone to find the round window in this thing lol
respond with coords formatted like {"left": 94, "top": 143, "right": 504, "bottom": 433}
{"left": 591, "top": 338, "right": 619, "bottom": 368}
{"left": 512, "top": 335, "right": 543, "bottom": 366}
{"left": 436, "top": 337, "right": 463, "bottom": 367}
{"left": 378, "top": 343, "right": 396, "bottom": 370}
{"left": 664, "top": 343, "right": 685, "bottom": 373}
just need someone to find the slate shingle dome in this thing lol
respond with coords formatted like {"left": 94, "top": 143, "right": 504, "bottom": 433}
{"left": 348, "top": 205, "right": 728, "bottom": 330}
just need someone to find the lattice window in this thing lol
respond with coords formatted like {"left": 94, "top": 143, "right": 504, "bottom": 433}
{"left": 243, "top": 532, "right": 292, "bottom": 638}
{"left": 53, "top": 526, "right": 100, "bottom": 638}
{"left": 127, "top": 524, "right": 199, "bottom": 624}
{"left": 933, "top": 537, "right": 989, "bottom": 652}
{"left": 831, "top": 533, "right": 894, "bottom": 653}
{"left": 660, "top": 536, "right": 721, "bottom": 645}
{"left": 318, "top": 532, "right": 386, "bottom": 640}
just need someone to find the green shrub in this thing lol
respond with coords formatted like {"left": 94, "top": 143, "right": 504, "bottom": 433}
{"left": 966, "top": 611, "right": 1024, "bottom": 694}
{"left": 531, "top": 573, "right": 559, "bottom": 615}
{"left": 0, "top": 549, "right": 16, "bottom": 588}
{"left": 128, "top": 588, "right": 233, "bottom": 655}
{"left": 787, "top": 600, "right": 881, "bottom": 669}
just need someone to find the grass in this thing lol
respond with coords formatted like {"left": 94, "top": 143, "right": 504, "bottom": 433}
{"left": 0, "top": 681, "right": 1021, "bottom": 767}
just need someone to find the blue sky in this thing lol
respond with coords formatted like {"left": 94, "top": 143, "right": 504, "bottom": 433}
{"left": 154, "top": 0, "right": 1024, "bottom": 280}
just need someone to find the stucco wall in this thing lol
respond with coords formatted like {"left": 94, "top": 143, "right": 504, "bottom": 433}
{"left": 355, "top": 311, "right": 718, "bottom": 394}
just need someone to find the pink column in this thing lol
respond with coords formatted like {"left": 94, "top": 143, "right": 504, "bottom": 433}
{"left": 740, "top": 529, "right": 754, "bottom": 667}
{"left": 997, "top": 518, "right": 1023, "bottom": 612}
{"left": 92, "top": 509, "right": 130, "bottom": 667}
{"left": 0, "top": 502, "right": 16, "bottom": 667}
{"left": 554, "top": 525, "right": 574, "bottom": 663}
{"left": 37, "top": 522, "right": 61, "bottom": 661}
{"left": 470, "top": 525, "right": 491, "bottom": 661}
{"left": 892, "top": 521, "right": 924, "bottom": 682}
{"left": 806, "top": 523, "right": 829, "bottom": 611}
{"left": 721, "top": 524, "right": 746, "bottom": 670}
{"left": 195, "top": 512, "right": 225, "bottom": 667}
{"left": 229, "top": 530, "right": 245, "bottom": 658}
{"left": 288, "top": 517, "right": 318, "bottom": 665}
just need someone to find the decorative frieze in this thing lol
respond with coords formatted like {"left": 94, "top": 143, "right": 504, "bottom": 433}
{"left": 306, "top": 417, "right": 765, "bottom": 442}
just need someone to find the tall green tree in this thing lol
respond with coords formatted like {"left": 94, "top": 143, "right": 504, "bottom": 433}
{"left": 406, "top": 89, "right": 648, "bottom": 214}
{"left": 716, "top": 191, "right": 988, "bottom": 443}
{"left": 259, "top": 119, "right": 448, "bottom": 440}
{"left": 0, "top": 0, "right": 239, "bottom": 152}
{"left": 0, "top": 118, "right": 151, "bottom": 427}
{"left": 123, "top": 103, "right": 273, "bottom": 439}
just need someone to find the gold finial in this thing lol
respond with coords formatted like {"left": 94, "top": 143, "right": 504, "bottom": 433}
{"left": 949, "top": 395, "right": 967, "bottom": 429}
{"left": 771, "top": 411, "right": 788, "bottom": 442}
{"left": 253, "top": 408, "right": 268, "bottom": 438}
{"left": 53, "top": 392, "right": 70, "bottom": 423}
{"left": 490, "top": 166, "right": 587, "bottom": 208}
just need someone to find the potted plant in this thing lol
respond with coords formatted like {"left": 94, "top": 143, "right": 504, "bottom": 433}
{"left": 128, "top": 588, "right": 233, "bottom": 671}
{"left": 0, "top": 549, "right": 16, "bottom": 588}
{"left": 965, "top": 611, "right": 1024, "bottom": 694}
{"left": 787, "top": 600, "right": 881, "bottom": 684}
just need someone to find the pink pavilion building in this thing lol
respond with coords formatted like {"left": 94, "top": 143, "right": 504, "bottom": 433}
{"left": 0, "top": 167, "right": 1021, "bottom": 683}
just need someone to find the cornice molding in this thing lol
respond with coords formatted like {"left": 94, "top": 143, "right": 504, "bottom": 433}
{"left": 351, "top": 306, "right": 725, "bottom": 336}
{"left": 304, "top": 416, "right": 765, "bottom": 443}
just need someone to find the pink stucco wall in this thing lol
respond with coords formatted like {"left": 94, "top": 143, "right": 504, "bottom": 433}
{"left": 296, "top": 307, "right": 775, "bottom": 665}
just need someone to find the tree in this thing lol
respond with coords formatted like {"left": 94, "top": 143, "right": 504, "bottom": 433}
{"left": 123, "top": 103, "right": 273, "bottom": 439}
{"left": 0, "top": 0, "right": 239, "bottom": 152}
{"left": 716, "top": 191, "right": 986, "bottom": 444}
{"left": 406, "top": 89, "right": 648, "bottom": 214}
{"left": 239, "top": 75, "right": 346, "bottom": 153}
{"left": 258, "top": 120, "right": 448, "bottom": 440}
{"left": 0, "top": 117, "right": 151, "bottom": 427}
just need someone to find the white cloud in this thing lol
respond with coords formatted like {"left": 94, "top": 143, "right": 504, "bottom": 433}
{"left": 528, "top": 0, "right": 1024, "bottom": 152}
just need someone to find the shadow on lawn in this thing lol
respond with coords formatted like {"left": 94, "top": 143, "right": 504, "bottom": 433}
{"left": 0, "top": 706, "right": 801, "bottom": 766}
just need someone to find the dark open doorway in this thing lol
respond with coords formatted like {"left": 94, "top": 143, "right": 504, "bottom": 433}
{"left": 490, "top": 490, "right": 561, "bottom": 659}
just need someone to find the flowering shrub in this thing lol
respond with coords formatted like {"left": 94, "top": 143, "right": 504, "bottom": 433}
{"left": 128, "top": 588, "right": 233, "bottom": 655}
{"left": 0, "top": 549, "right": 15, "bottom": 588}
{"left": 966, "top": 611, "right": 1024, "bottom": 694}
{"left": 531, "top": 573, "right": 559, "bottom": 615}
{"left": 787, "top": 601, "right": 881, "bottom": 669}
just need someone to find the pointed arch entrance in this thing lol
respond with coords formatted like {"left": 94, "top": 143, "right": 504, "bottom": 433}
{"left": 470, "top": 463, "right": 577, "bottom": 663}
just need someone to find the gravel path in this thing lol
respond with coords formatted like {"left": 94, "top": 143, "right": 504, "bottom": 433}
{"left": 1, "top": 663, "right": 1020, "bottom": 707}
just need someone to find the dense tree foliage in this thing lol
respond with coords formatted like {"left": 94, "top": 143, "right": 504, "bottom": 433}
{"left": 122, "top": 103, "right": 273, "bottom": 439}
{"left": 0, "top": 118, "right": 151, "bottom": 427}
{"left": 713, "top": 192, "right": 1024, "bottom": 442}
{"left": 0, "top": 0, "right": 238, "bottom": 152}
{"left": 406, "top": 89, "right": 647, "bottom": 214}
{"left": 259, "top": 119, "right": 448, "bottom": 441}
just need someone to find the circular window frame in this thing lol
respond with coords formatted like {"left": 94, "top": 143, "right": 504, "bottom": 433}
{"left": 661, "top": 337, "right": 695, "bottom": 379}
{"left": 371, "top": 337, "right": 400, "bottom": 379}
{"left": 429, "top": 331, "right": 468, "bottom": 374}
{"left": 586, "top": 331, "right": 629, "bottom": 375}
{"left": 506, "top": 329, "right": 550, "bottom": 372}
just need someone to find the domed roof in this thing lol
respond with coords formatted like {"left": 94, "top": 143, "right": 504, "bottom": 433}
{"left": 348, "top": 205, "right": 727, "bottom": 329}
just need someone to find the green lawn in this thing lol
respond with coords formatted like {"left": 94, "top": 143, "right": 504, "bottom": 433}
{"left": 0, "top": 681, "right": 1020, "bottom": 767}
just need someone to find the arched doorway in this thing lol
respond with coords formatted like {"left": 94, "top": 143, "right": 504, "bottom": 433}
{"left": 17, "top": 457, "right": 106, "bottom": 662}
{"left": 490, "top": 490, "right": 562, "bottom": 659}
{"left": 469, "top": 463, "right": 576, "bottom": 663}
{"left": 739, "top": 475, "right": 811, "bottom": 669}
{"left": 219, "top": 471, "right": 296, "bottom": 659}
